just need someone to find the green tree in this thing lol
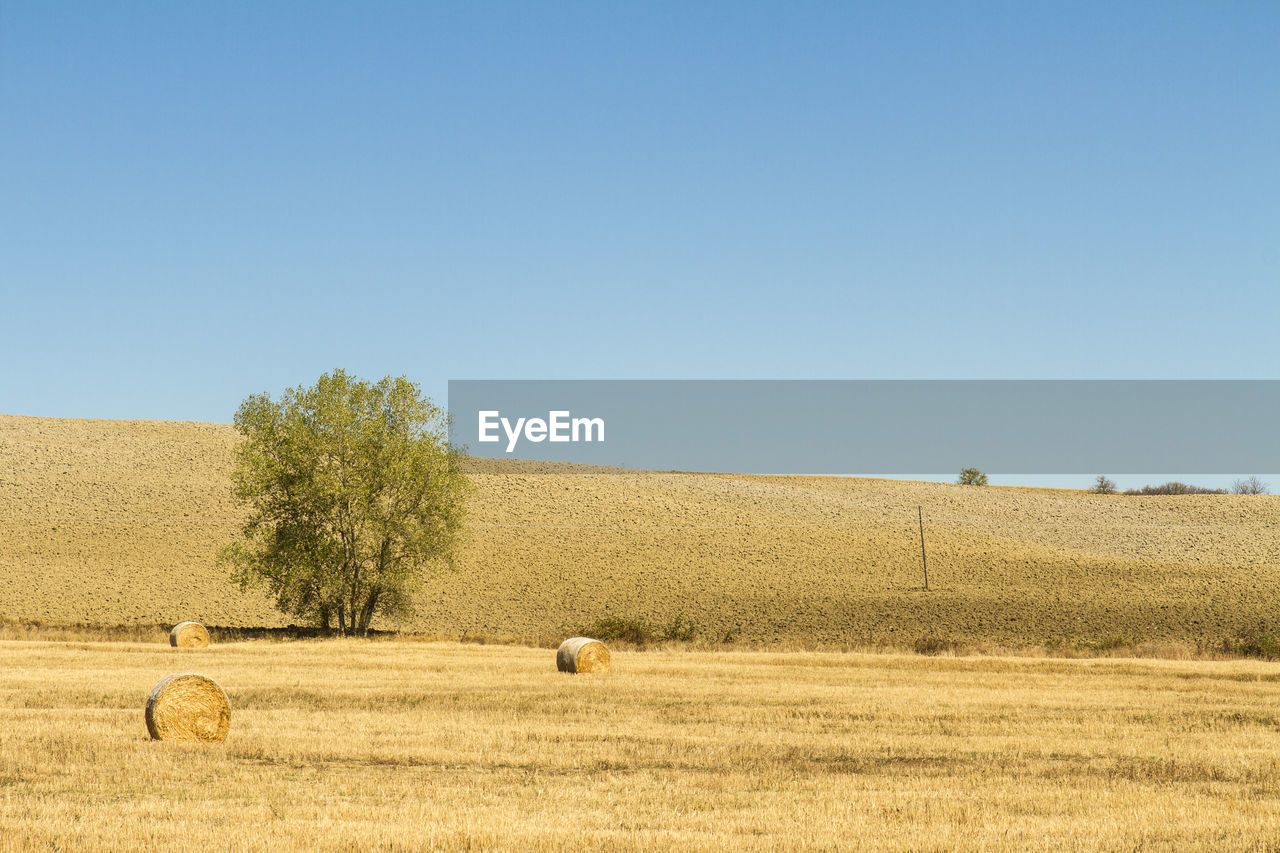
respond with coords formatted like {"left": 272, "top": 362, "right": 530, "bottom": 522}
{"left": 957, "top": 467, "right": 988, "bottom": 486}
{"left": 221, "top": 370, "right": 468, "bottom": 636}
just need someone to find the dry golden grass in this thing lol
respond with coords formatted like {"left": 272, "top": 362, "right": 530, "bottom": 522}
{"left": 2, "top": 414, "right": 1279, "bottom": 647}
{"left": 3, "top": 639, "right": 1280, "bottom": 851}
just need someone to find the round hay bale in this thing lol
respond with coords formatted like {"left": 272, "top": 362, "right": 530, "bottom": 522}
{"left": 556, "top": 637, "right": 610, "bottom": 674}
{"left": 169, "top": 621, "right": 209, "bottom": 648}
{"left": 145, "top": 673, "right": 230, "bottom": 743}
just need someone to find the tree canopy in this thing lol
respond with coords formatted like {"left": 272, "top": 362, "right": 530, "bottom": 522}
{"left": 222, "top": 370, "right": 468, "bottom": 635}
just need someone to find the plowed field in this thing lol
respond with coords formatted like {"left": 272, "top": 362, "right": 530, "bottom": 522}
{"left": 2, "top": 414, "right": 1277, "bottom": 646}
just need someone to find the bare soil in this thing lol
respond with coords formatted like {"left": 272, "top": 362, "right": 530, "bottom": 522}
{"left": 2, "top": 414, "right": 1277, "bottom": 646}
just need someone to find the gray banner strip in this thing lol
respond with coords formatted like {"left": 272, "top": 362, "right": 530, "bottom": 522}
{"left": 447, "top": 380, "right": 1280, "bottom": 474}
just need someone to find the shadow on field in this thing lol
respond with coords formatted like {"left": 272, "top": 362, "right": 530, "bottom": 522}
{"left": 0, "top": 620, "right": 397, "bottom": 644}
{"left": 5, "top": 616, "right": 1280, "bottom": 662}
{"left": 0, "top": 619, "right": 553, "bottom": 646}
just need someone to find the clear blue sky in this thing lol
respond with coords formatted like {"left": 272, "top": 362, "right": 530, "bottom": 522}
{"left": 2, "top": 2, "right": 1277, "bottom": 487}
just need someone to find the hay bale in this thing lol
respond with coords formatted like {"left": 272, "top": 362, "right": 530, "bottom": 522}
{"left": 556, "top": 636, "right": 610, "bottom": 673}
{"left": 145, "top": 672, "right": 230, "bottom": 742}
{"left": 169, "top": 621, "right": 209, "bottom": 648}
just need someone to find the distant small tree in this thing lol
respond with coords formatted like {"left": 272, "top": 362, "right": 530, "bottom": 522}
{"left": 957, "top": 468, "right": 988, "bottom": 486}
{"left": 1091, "top": 475, "right": 1117, "bottom": 494}
{"left": 1231, "top": 476, "right": 1270, "bottom": 495}
{"left": 221, "top": 370, "right": 469, "bottom": 636}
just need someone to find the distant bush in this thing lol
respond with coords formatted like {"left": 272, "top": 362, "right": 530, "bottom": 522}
{"left": 664, "top": 613, "right": 700, "bottom": 643}
{"left": 1091, "top": 475, "right": 1117, "bottom": 494}
{"left": 1222, "top": 626, "right": 1280, "bottom": 661}
{"left": 1044, "top": 635, "right": 1134, "bottom": 656}
{"left": 957, "top": 468, "right": 988, "bottom": 486}
{"left": 1231, "top": 476, "right": 1270, "bottom": 495}
{"left": 1078, "top": 635, "right": 1131, "bottom": 654}
{"left": 913, "top": 636, "right": 955, "bottom": 656}
{"left": 580, "top": 616, "right": 656, "bottom": 645}
{"left": 1123, "top": 481, "right": 1226, "bottom": 496}
{"left": 577, "top": 613, "right": 704, "bottom": 646}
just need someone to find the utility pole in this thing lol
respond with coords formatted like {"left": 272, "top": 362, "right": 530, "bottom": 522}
{"left": 918, "top": 505, "right": 929, "bottom": 590}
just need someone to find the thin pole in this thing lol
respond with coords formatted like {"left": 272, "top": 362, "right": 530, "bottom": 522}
{"left": 917, "top": 505, "right": 929, "bottom": 590}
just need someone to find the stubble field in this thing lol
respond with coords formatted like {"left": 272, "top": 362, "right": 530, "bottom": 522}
{"left": 4, "top": 639, "right": 1280, "bottom": 851}
{"left": 2, "top": 414, "right": 1277, "bottom": 648}
{"left": 5, "top": 414, "right": 1280, "bottom": 851}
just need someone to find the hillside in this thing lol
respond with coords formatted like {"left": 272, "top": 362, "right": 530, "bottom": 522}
{"left": 1, "top": 414, "right": 1278, "bottom": 646}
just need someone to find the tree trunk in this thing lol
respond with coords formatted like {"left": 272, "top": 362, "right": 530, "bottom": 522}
{"left": 357, "top": 589, "right": 379, "bottom": 636}
{"left": 349, "top": 582, "right": 361, "bottom": 638}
